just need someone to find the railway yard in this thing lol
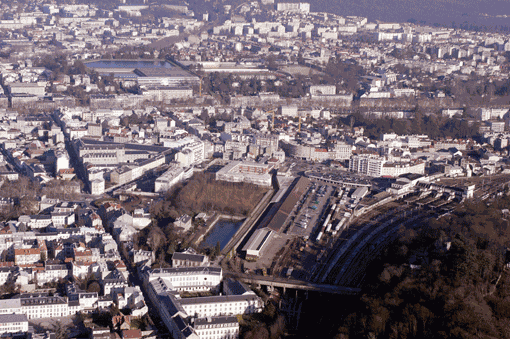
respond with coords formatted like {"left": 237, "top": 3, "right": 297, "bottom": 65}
{"left": 229, "top": 170, "right": 510, "bottom": 290}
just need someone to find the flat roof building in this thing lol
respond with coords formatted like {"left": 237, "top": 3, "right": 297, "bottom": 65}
{"left": 84, "top": 60, "right": 199, "bottom": 87}
{"left": 243, "top": 176, "right": 310, "bottom": 259}
{"left": 216, "top": 161, "right": 274, "bottom": 187}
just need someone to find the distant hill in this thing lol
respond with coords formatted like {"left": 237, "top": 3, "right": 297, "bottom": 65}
{"left": 307, "top": 0, "right": 510, "bottom": 28}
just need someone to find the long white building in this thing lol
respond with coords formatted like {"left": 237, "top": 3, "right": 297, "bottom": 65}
{"left": 20, "top": 294, "right": 70, "bottom": 320}
{"left": 0, "top": 290, "right": 115, "bottom": 321}
{"left": 145, "top": 254, "right": 262, "bottom": 339}
{"left": 478, "top": 107, "right": 509, "bottom": 121}
{"left": 0, "top": 314, "right": 28, "bottom": 337}
{"left": 215, "top": 161, "right": 273, "bottom": 186}
{"left": 154, "top": 165, "right": 193, "bottom": 193}
{"left": 381, "top": 161, "right": 425, "bottom": 177}
{"left": 280, "top": 141, "right": 352, "bottom": 161}
{"left": 349, "top": 154, "right": 425, "bottom": 177}
{"left": 276, "top": 2, "right": 310, "bottom": 13}
{"left": 179, "top": 294, "right": 263, "bottom": 318}
{"left": 145, "top": 266, "right": 222, "bottom": 294}
{"left": 158, "top": 292, "right": 259, "bottom": 339}
{"left": 194, "top": 316, "right": 239, "bottom": 339}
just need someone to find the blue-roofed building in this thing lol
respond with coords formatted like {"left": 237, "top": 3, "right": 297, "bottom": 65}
{"left": 84, "top": 59, "right": 200, "bottom": 88}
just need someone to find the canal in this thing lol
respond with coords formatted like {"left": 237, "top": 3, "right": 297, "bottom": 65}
{"left": 200, "top": 218, "right": 245, "bottom": 251}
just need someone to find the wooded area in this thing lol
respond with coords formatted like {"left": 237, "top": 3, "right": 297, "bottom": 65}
{"left": 339, "top": 111, "right": 480, "bottom": 140}
{"left": 333, "top": 196, "right": 510, "bottom": 339}
{"left": 132, "top": 172, "right": 268, "bottom": 266}
{"left": 0, "top": 177, "right": 84, "bottom": 221}
{"left": 151, "top": 172, "right": 269, "bottom": 219}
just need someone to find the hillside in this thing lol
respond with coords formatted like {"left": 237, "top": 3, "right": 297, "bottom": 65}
{"left": 309, "top": 0, "right": 510, "bottom": 28}
{"left": 330, "top": 195, "right": 510, "bottom": 338}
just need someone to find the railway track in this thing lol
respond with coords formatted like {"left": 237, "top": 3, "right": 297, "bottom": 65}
{"left": 323, "top": 207, "right": 426, "bottom": 285}
{"left": 335, "top": 209, "right": 437, "bottom": 287}
{"left": 312, "top": 204, "right": 413, "bottom": 283}
{"left": 311, "top": 175, "right": 510, "bottom": 287}
{"left": 313, "top": 195, "right": 452, "bottom": 286}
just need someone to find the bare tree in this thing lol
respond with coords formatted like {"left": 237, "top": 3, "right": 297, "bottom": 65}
{"left": 52, "top": 321, "right": 69, "bottom": 339}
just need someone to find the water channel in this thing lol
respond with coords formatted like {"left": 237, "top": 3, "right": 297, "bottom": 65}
{"left": 200, "top": 218, "right": 245, "bottom": 251}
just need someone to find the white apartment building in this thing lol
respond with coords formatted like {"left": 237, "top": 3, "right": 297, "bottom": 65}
{"left": 142, "top": 87, "right": 193, "bottom": 102}
{"left": 158, "top": 292, "right": 260, "bottom": 339}
{"left": 279, "top": 105, "right": 298, "bottom": 117}
{"left": 14, "top": 248, "right": 41, "bottom": 265}
{"left": 9, "top": 83, "right": 46, "bottom": 96}
{"left": 0, "top": 314, "right": 28, "bottom": 337}
{"left": 51, "top": 212, "right": 75, "bottom": 227}
{"left": 215, "top": 161, "right": 273, "bottom": 186}
{"left": 441, "top": 108, "right": 463, "bottom": 118}
{"left": 276, "top": 2, "right": 310, "bottom": 13}
{"left": 489, "top": 121, "right": 505, "bottom": 133}
{"left": 194, "top": 316, "right": 239, "bottom": 339}
{"left": 179, "top": 294, "right": 263, "bottom": 318}
{"left": 66, "top": 284, "right": 99, "bottom": 312}
{"left": 154, "top": 165, "right": 193, "bottom": 193}
{"left": 36, "top": 264, "right": 69, "bottom": 285}
{"left": 71, "top": 261, "right": 91, "bottom": 280}
{"left": 0, "top": 299, "right": 21, "bottom": 316}
{"left": 20, "top": 295, "right": 70, "bottom": 320}
{"left": 158, "top": 294, "right": 199, "bottom": 339}
{"left": 0, "top": 267, "right": 15, "bottom": 286}
{"left": 349, "top": 154, "right": 385, "bottom": 177}
{"left": 177, "top": 140, "right": 205, "bottom": 166}
{"left": 115, "top": 286, "right": 148, "bottom": 317}
{"left": 381, "top": 161, "right": 425, "bottom": 177}
{"left": 309, "top": 85, "right": 336, "bottom": 96}
{"left": 478, "top": 108, "right": 509, "bottom": 121}
{"left": 392, "top": 88, "right": 416, "bottom": 97}
{"left": 331, "top": 142, "right": 353, "bottom": 160}
{"left": 145, "top": 267, "right": 222, "bottom": 293}
{"left": 75, "top": 139, "right": 126, "bottom": 165}
{"left": 19, "top": 215, "right": 52, "bottom": 229}
{"left": 131, "top": 249, "right": 155, "bottom": 266}
{"left": 55, "top": 151, "right": 70, "bottom": 174}
{"left": 148, "top": 252, "right": 261, "bottom": 339}
{"left": 253, "top": 134, "right": 279, "bottom": 152}
{"left": 90, "top": 178, "right": 105, "bottom": 195}
{"left": 102, "top": 270, "right": 129, "bottom": 296}
{"left": 69, "top": 128, "right": 89, "bottom": 140}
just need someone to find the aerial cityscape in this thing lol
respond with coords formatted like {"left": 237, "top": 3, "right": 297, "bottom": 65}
{"left": 0, "top": 0, "right": 509, "bottom": 338}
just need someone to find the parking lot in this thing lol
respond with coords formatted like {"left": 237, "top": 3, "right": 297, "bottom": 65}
{"left": 240, "top": 162, "right": 380, "bottom": 280}
{"left": 288, "top": 182, "right": 334, "bottom": 239}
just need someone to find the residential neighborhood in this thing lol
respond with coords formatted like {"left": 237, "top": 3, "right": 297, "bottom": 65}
{"left": 0, "top": 0, "right": 510, "bottom": 338}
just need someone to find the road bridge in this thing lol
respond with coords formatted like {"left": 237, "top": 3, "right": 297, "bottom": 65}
{"left": 226, "top": 272, "right": 361, "bottom": 295}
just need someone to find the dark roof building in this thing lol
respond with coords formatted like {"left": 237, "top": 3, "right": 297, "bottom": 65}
{"left": 243, "top": 176, "right": 310, "bottom": 259}
{"left": 172, "top": 252, "right": 208, "bottom": 267}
